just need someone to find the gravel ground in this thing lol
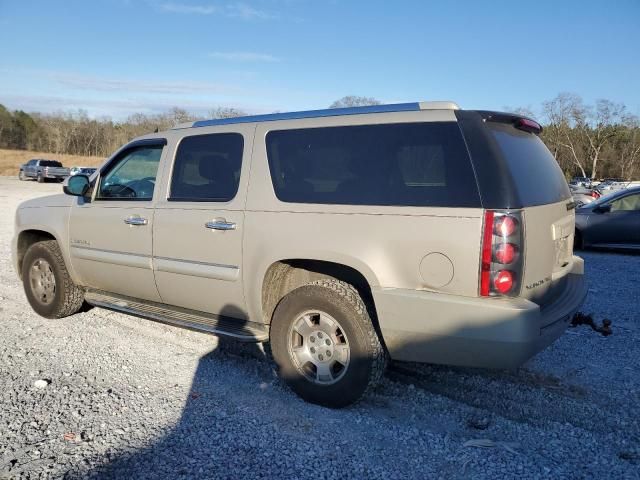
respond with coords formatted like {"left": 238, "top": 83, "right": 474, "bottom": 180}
{"left": 0, "top": 176, "right": 639, "bottom": 479}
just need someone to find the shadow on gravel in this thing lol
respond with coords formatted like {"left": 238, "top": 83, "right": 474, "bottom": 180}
{"left": 66, "top": 305, "right": 273, "bottom": 480}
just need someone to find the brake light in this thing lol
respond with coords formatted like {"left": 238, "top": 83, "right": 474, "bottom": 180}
{"left": 493, "top": 270, "right": 514, "bottom": 294}
{"left": 494, "top": 216, "right": 518, "bottom": 237}
{"left": 590, "top": 191, "right": 600, "bottom": 199}
{"left": 494, "top": 243, "right": 517, "bottom": 264}
{"left": 479, "top": 210, "right": 524, "bottom": 297}
{"left": 515, "top": 118, "right": 542, "bottom": 135}
{"left": 480, "top": 211, "right": 494, "bottom": 296}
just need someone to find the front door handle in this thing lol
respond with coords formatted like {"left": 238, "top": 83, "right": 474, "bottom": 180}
{"left": 124, "top": 216, "right": 148, "bottom": 226}
{"left": 205, "top": 220, "right": 236, "bottom": 231}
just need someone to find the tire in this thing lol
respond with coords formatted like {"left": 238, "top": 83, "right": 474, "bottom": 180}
{"left": 269, "top": 279, "right": 387, "bottom": 408}
{"left": 37, "top": 173, "right": 44, "bottom": 183}
{"left": 18, "top": 170, "right": 25, "bottom": 181}
{"left": 22, "top": 240, "right": 85, "bottom": 319}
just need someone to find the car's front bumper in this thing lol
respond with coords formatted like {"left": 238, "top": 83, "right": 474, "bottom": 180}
{"left": 373, "top": 256, "right": 587, "bottom": 369}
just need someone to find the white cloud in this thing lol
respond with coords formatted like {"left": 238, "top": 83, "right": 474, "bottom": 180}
{"left": 49, "top": 72, "right": 242, "bottom": 95}
{"left": 226, "top": 3, "right": 276, "bottom": 20}
{"left": 208, "top": 51, "right": 280, "bottom": 62}
{"left": 156, "top": 2, "right": 275, "bottom": 19}
{"left": 158, "top": 2, "right": 219, "bottom": 14}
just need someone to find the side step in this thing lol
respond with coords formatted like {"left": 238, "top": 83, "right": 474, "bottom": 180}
{"left": 84, "top": 290, "right": 269, "bottom": 342}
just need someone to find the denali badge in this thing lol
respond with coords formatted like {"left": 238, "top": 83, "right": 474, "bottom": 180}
{"left": 525, "top": 277, "right": 551, "bottom": 290}
{"left": 70, "top": 239, "right": 90, "bottom": 246}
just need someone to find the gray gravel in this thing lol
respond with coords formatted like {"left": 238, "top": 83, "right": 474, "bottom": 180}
{"left": 1, "top": 177, "right": 639, "bottom": 479}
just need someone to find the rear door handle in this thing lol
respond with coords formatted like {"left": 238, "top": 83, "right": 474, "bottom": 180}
{"left": 124, "top": 216, "right": 148, "bottom": 226}
{"left": 205, "top": 220, "right": 236, "bottom": 231}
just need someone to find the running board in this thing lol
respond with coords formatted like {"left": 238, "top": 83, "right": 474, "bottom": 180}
{"left": 84, "top": 290, "right": 269, "bottom": 342}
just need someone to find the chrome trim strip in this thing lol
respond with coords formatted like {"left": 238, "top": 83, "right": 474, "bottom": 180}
{"left": 70, "top": 246, "right": 152, "bottom": 269}
{"left": 154, "top": 256, "right": 239, "bottom": 281}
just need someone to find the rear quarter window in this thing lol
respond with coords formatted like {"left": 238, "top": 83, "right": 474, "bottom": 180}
{"left": 488, "top": 124, "right": 570, "bottom": 206}
{"left": 266, "top": 122, "right": 480, "bottom": 207}
{"left": 41, "top": 160, "right": 63, "bottom": 167}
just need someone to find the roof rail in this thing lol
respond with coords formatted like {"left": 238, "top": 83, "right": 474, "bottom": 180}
{"left": 175, "top": 100, "right": 460, "bottom": 129}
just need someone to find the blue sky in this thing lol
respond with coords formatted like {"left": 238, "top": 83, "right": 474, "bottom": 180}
{"left": 1, "top": 0, "right": 639, "bottom": 120}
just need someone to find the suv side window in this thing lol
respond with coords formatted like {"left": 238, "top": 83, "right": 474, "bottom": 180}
{"left": 265, "top": 122, "right": 480, "bottom": 207}
{"left": 97, "top": 145, "right": 163, "bottom": 200}
{"left": 169, "top": 133, "right": 244, "bottom": 202}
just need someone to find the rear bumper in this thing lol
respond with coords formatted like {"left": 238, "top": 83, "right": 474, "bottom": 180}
{"left": 373, "top": 256, "right": 587, "bottom": 369}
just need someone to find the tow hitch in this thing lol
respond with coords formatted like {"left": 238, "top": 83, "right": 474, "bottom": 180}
{"left": 571, "top": 312, "right": 612, "bottom": 336}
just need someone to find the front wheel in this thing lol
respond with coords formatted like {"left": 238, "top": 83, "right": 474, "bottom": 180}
{"left": 18, "top": 170, "right": 25, "bottom": 181}
{"left": 22, "top": 240, "right": 85, "bottom": 318}
{"left": 269, "top": 279, "right": 386, "bottom": 408}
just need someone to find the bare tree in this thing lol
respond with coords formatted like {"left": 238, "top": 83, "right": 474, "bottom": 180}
{"left": 542, "top": 93, "right": 589, "bottom": 177}
{"left": 615, "top": 115, "right": 640, "bottom": 179}
{"left": 329, "top": 96, "right": 381, "bottom": 109}
{"left": 208, "top": 107, "right": 247, "bottom": 119}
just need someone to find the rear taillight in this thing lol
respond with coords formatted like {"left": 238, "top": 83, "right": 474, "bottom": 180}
{"left": 480, "top": 210, "right": 524, "bottom": 297}
{"left": 590, "top": 191, "right": 600, "bottom": 199}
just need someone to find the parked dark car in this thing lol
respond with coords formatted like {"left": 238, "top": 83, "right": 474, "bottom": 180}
{"left": 19, "top": 159, "right": 70, "bottom": 182}
{"left": 575, "top": 186, "right": 640, "bottom": 250}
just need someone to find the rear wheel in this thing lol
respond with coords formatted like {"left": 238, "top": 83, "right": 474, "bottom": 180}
{"left": 269, "top": 279, "right": 386, "bottom": 408}
{"left": 22, "top": 240, "right": 85, "bottom": 318}
{"left": 37, "top": 173, "right": 44, "bottom": 183}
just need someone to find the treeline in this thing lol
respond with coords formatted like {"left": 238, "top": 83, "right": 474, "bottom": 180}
{"left": 1, "top": 94, "right": 639, "bottom": 179}
{"left": 0, "top": 105, "right": 246, "bottom": 159}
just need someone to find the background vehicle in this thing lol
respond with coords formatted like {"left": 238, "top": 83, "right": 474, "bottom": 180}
{"left": 69, "top": 167, "right": 98, "bottom": 177}
{"left": 569, "top": 176, "right": 592, "bottom": 188}
{"left": 12, "top": 102, "right": 586, "bottom": 407}
{"left": 595, "top": 178, "right": 625, "bottom": 194}
{"left": 575, "top": 186, "right": 640, "bottom": 250}
{"left": 570, "top": 185, "right": 600, "bottom": 207}
{"left": 19, "top": 159, "right": 70, "bottom": 183}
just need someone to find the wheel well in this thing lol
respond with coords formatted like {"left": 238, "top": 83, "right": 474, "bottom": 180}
{"left": 574, "top": 228, "right": 583, "bottom": 250}
{"left": 261, "top": 260, "right": 376, "bottom": 325}
{"left": 17, "top": 230, "right": 56, "bottom": 278}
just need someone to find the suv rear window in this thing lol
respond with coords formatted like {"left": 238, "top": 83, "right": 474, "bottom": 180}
{"left": 266, "top": 122, "right": 480, "bottom": 207}
{"left": 488, "top": 124, "right": 570, "bottom": 206}
{"left": 41, "top": 160, "right": 62, "bottom": 167}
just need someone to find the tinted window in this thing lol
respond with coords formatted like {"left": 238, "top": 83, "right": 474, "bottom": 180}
{"left": 97, "top": 146, "right": 163, "bottom": 200}
{"left": 266, "top": 122, "right": 480, "bottom": 207}
{"left": 489, "top": 124, "right": 571, "bottom": 206}
{"left": 41, "top": 160, "right": 63, "bottom": 167}
{"left": 170, "top": 133, "right": 244, "bottom": 202}
{"left": 611, "top": 193, "right": 640, "bottom": 211}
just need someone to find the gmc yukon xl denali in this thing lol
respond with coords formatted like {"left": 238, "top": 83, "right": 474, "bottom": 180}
{"left": 12, "top": 101, "right": 587, "bottom": 407}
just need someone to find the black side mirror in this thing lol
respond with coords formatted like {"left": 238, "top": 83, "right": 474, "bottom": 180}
{"left": 593, "top": 204, "right": 611, "bottom": 214}
{"left": 63, "top": 175, "right": 90, "bottom": 197}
